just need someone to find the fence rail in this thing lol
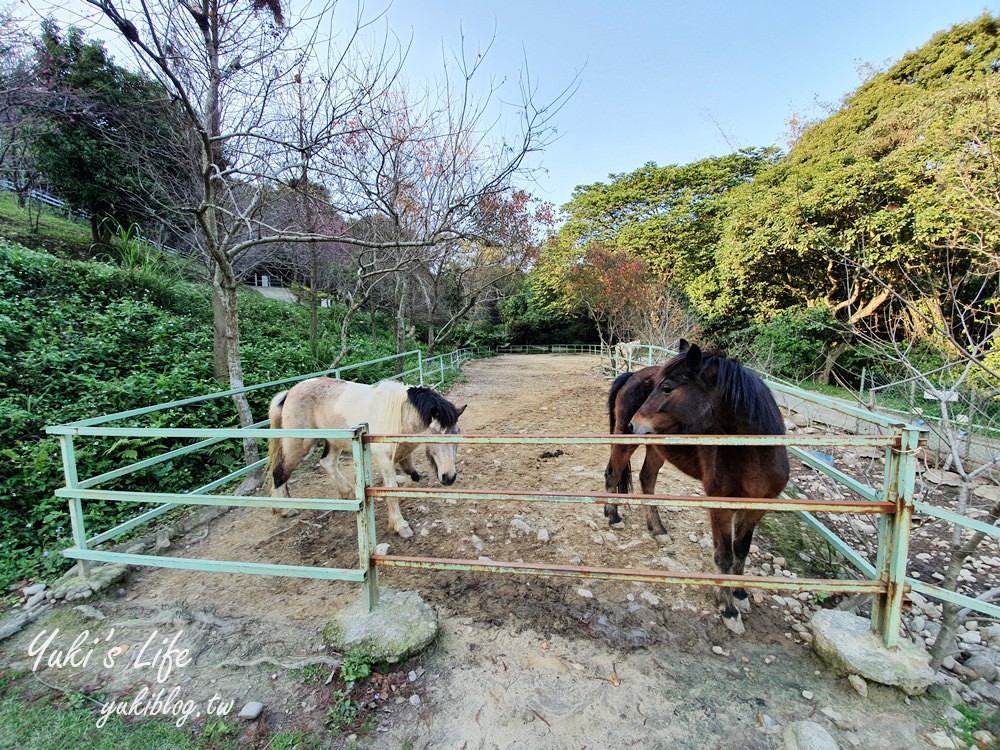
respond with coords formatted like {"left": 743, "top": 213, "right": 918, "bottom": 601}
{"left": 46, "top": 343, "right": 998, "bottom": 649}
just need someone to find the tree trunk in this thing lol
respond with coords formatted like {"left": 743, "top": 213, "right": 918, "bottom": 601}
{"left": 818, "top": 341, "right": 849, "bottom": 385}
{"left": 394, "top": 276, "right": 407, "bottom": 376}
{"left": 211, "top": 261, "right": 262, "bottom": 483}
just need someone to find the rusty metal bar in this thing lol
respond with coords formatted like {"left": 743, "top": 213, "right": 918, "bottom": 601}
{"left": 367, "top": 486, "right": 894, "bottom": 514}
{"left": 871, "top": 425, "right": 921, "bottom": 648}
{"left": 372, "top": 554, "right": 887, "bottom": 595}
{"left": 366, "top": 433, "right": 896, "bottom": 447}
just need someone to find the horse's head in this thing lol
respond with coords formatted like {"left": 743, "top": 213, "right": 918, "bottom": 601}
{"left": 425, "top": 404, "right": 467, "bottom": 485}
{"left": 629, "top": 342, "right": 718, "bottom": 435}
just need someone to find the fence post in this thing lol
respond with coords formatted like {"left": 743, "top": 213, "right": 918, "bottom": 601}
{"left": 58, "top": 435, "right": 92, "bottom": 577}
{"left": 417, "top": 350, "right": 424, "bottom": 385}
{"left": 352, "top": 423, "right": 379, "bottom": 610}
{"left": 871, "top": 424, "right": 920, "bottom": 648}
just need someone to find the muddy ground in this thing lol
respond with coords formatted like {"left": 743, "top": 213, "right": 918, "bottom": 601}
{"left": 2, "top": 354, "right": 959, "bottom": 749}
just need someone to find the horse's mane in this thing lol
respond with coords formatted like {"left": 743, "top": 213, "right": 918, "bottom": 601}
{"left": 406, "top": 386, "right": 461, "bottom": 429}
{"left": 370, "top": 380, "right": 412, "bottom": 433}
{"left": 666, "top": 349, "right": 785, "bottom": 435}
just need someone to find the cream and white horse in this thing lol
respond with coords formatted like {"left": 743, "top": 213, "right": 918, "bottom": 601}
{"left": 266, "top": 378, "right": 466, "bottom": 538}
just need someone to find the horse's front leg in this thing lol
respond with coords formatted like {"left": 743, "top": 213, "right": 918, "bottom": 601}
{"left": 604, "top": 443, "right": 637, "bottom": 529}
{"left": 709, "top": 508, "right": 744, "bottom": 634}
{"left": 374, "top": 448, "right": 414, "bottom": 539}
{"left": 638, "top": 448, "right": 670, "bottom": 543}
{"left": 730, "top": 509, "right": 766, "bottom": 616}
{"left": 395, "top": 448, "right": 420, "bottom": 482}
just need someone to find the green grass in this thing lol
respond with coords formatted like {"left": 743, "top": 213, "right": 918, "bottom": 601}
{"left": 0, "top": 693, "right": 236, "bottom": 750}
{"left": 0, "top": 193, "right": 93, "bottom": 259}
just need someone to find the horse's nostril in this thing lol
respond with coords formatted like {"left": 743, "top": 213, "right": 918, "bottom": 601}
{"left": 442, "top": 473, "right": 456, "bottom": 486}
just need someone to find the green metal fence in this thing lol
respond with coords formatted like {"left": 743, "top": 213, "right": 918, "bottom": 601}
{"left": 45, "top": 343, "right": 995, "bottom": 649}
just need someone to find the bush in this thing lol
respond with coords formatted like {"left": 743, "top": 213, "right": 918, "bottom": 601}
{"left": 0, "top": 242, "right": 427, "bottom": 588}
{"left": 726, "top": 306, "right": 845, "bottom": 382}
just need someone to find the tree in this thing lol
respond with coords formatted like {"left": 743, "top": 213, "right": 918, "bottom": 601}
{"left": 84, "top": 0, "right": 568, "bottom": 480}
{"left": 28, "top": 21, "right": 183, "bottom": 247}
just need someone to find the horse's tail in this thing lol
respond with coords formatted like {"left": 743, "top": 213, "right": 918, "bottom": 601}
{"left": 608, "top": 371, "right": 633, "bottom": 433}
{"left": 266, "top": 390, "right": 289, "bottom": 490}
{"left": 607, "top": 371, "right": 634, "bottom": 495}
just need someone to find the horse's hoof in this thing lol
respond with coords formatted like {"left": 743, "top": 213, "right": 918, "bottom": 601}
{"left": 609, "top": 519, "right": 625, "bottom": 530}
{"left": 396, "top": 524, "right": 414, "bottom": 539}
{"left": 281, "top": 508, "right": 300, "bottom": 518}
{"left": 653, "top": 532, "right": 672, "bottom": 545}
{"left": 722, "top": 612, "right": 745, "bottom": 635}
{"left": 734, "top": 592, "right": 751, "bottom": 614}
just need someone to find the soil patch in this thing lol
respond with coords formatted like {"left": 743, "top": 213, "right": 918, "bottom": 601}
{"left": 1, "top": 355, "right": 955, "bottom": 748}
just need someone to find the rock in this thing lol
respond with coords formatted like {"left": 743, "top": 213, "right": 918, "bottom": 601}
{"left": 374, "top": 543, "right": 390, "bottom": 555}
{"left": 23, "top": 592, "right": 46, "bottom": 610}
{"left": 577, "top": 588, "right": 594, "bottom": 599}
{"left": 526, "top": 653, "right": 568, "bottom": 673}
{"left": 964, "top": 654, "right": 999, "bottom": 682}
{"left": 73, "top": 605, "right": 106, "bottom": 621}
{"left": 238, "top": 702, "right": 264, "bottom": 720}
{"left": 409, "top": 694, "right": 421, "bottom": 707}
{"left": 925, "top": 731, "right": 957, "bottom": 749}
{"left": 536, "top": 529, "right": 550, "bottom": 542}
{"left": 783, "top": 720, "right": 839, "bottom": 750}
{"left": 0, "top": 612, "right": 29, "bottom": 641}
{"left": 155, "top": 529, "right": 172, "bottom": 550}
{"left": 810, "top": 610, "right": 934, "bottom": 695}
{"left": 323, "top": 588, "right": 438, "bottom": 664}
{"left": 924, "top": 469, "right": 961, "bottom": 487}
{"left": 959, "top": 631, "right": 982, "bottom": 646}
{"left": 969, "top": 679, "right": 1000, "bottom": 703}
{"left": 973, "top": 485, "right": 1000, "bottom": 502}
{"left": 22, "top": 583, "right": 46, "bottom": 597}
{"left": 848, "top": 674, "right": 868, "bottom": 697}
{"left": 511, "top": 517, "right": 532, "bottom": 534}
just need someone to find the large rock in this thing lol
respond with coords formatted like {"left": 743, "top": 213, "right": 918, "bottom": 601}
{"left": 323, "top": 587, "right": 438, "bottom": 664}
{"left": 783, "top": 720, "right": 839, "bottom": 750}
{"left": 810, "top": 610, "right": 934, "bottom": 695}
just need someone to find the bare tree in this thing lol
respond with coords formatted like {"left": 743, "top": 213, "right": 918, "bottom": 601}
{"left": 75, "top": 0, "right": 568, "bottom": 479}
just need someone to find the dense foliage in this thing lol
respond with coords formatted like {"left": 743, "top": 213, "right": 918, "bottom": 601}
{"left": 534, "top": 14, "right": 1000, "bottom": 392}
{"left": 0, "top": 240, "right": 414, "bottom": 588}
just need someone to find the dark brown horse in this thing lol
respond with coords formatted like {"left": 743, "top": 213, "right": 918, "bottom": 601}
{"left": 604, "top": 340, "right": 789, "bottom": 633}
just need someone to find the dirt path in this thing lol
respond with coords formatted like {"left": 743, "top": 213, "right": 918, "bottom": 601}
{"left": 3, "top": 354, "right": 949, "bottom": 748}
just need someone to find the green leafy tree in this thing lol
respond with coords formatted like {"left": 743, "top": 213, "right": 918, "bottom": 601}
{"left": 29, "top": 21, "right": 183, "bottom": 248}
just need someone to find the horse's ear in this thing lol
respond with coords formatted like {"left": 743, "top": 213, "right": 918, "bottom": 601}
{"left": 456, "top": 404, "right": 467, "bottom": 417}
{"left": 685, "top": 344, "right": 702, "bottom": 372}
{"left": 678, "top": 338, "right": 690, "bottom": 353}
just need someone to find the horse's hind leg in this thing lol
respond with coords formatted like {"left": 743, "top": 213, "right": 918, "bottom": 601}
{"left": 270, "top": 437, "right": 310, "bottom": 517}
{"left": 730, "top": 509, "right": 766, "bottom": 615}
{"left": 604, "top": 443, "right": 637, "bottom": 529}
{"left": 709, "top": 508, "right": 745, "bottom": 634}
{"left": 638, "top": 448, "right": 670, "bottom": 543}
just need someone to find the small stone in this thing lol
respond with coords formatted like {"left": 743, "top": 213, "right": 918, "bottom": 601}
{"left": 23, "top": 592, "right": 47, "bottom": 610}
{"left": 959, "top": 631, "right": 982, "bottom": 645}
{"left": 238, "top": 702, "right": 264, "bottom": 720}
{"left": 409, "top": 694, "right": 421, "bottom": 706}
{"left": 374, "top": 543, "right": 390, "bottom": 555}
{"left": 801, "top": 690, "right": 814, "bottom": 700}
{"left": 925, "top": 731, "right": 957, "bottom": 749}
{"left": 22, "top": 583, "right": 46, "bottom": 597}
{"left": 577, "top": 588, "right": 594, "bottom": 599}
{"left": 536, "top": 529, "right": 550, "bottom": 542}
{"left": 783, "top": 720, "right": 838, "bottom": 750}
{"left": 73, "top": 605, "right": 105, "bottom": 620}
{"left": 848, "top": 674, "right": 868, "bottom": 697}
{"left": 711, "top": 646, "right": 727, "bottom": 656}
{"left": 408, "top": 671, "right": 418, "bottom": 682}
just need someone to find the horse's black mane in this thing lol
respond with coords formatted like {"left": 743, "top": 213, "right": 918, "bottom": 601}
{"left": 666, "top": 348, "right": 785, "bottom": 435}
{"left": 406, "top": 386, "right": 461, "bottom": 428}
